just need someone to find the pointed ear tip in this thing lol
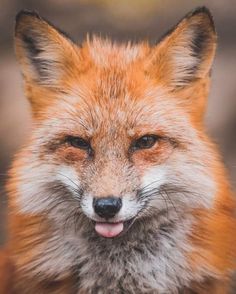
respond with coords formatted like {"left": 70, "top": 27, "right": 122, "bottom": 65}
{"left": 15, "top": 10, "right": 41, "bottom": 32}
{"left": 188, "top": 6, "right": 212, "bottom": 18}
{"left": 187, "top": 6, "right": 215, "bottom": 29}
{"left": 16, "top": 10, "right": 40, "bottom": 22}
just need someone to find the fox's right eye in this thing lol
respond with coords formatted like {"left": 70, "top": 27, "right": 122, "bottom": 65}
{"left": 66, "top": 136, "right": 91, "bottom": 150}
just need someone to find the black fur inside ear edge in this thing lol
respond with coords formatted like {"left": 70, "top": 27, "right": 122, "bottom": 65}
{"left": 15, "top": 10, "right": 44, "bottom": 59}
{"left": 15, "top": 9, "right": 73, "bottom": 42}
{"left": 158, "top": 6, "right": 215, "bottom": 44}
{"left": 185, "top": 6, "right": 215, "bottom": 32}
{"left": 154, "top": 6, "right": 216, "bottom": 88}
{"left": 15, "top": 9, "right": 40, "bottom": 21}
{"left": 14, "top": 10, "right": 75, "bottom": 84}
{"left": 15, "top": 10, "right": 41, "bottom": 34}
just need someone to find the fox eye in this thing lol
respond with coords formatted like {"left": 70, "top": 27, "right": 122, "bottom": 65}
{"left": 132, "top": 135, "right": 159, "bottom": 150}
{"left": 66, "top": 136, "right": 91, "bottom": 150}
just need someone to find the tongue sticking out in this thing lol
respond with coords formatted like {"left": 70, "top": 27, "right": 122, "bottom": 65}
{"left": 95, "top": 222, "right": 124, "bottom": 238}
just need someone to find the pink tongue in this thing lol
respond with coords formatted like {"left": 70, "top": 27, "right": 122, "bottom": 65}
{"left": 95, "top": 222, "right": 124, "bottom": 238}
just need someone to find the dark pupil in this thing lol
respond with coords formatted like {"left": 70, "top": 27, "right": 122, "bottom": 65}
{"left": 68, "top": 136, "right": 89, "bottom": 149}
{"left": 135, "top": 136, "right": 157, "bottom": 149}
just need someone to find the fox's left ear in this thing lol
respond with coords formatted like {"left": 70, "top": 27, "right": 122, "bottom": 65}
{"left": 15, "top": 10, "right": 80, "bottom": 89}
{"left": 148, "top": 7, "right": 217, "bottom": 91}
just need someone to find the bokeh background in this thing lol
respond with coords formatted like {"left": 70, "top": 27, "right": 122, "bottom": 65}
{"left": 0, "top": 0, "right": 235, "bottom": 281}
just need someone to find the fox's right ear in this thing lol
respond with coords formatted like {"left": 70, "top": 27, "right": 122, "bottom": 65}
{"left": 15, "top": 10, "right": 80, "bottom": 89}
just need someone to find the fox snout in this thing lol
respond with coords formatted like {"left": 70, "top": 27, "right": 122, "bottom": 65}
{"left": 92, "top": 197, "right": 125, "bottom": 237}
{"left": 78, "top": 174, "right": 143, "bottom": 238}
{"left": 93, "top": 197, "right": 122, "bottom": 219}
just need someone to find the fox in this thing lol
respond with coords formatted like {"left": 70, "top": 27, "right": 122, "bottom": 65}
{"left": 0, "top": 6, "right": 235, "bottom": 294}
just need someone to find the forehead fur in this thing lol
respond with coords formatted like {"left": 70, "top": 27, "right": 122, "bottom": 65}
{"left": 75, "top": 36, "right": 152, "bottom": 104}
{"left": 84, "top": 36, "right": 149, "bottom": 68}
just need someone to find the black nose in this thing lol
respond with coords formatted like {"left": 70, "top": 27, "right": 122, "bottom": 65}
{"left": 93, "top": 197, "right": 122, "bottom": 219}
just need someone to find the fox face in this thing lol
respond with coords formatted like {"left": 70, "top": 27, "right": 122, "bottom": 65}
{"left": 14, "top": 8, "right": 217, "bottom": 239}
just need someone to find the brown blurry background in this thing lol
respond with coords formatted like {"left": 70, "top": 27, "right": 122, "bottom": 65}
{"left": 0, "top": 0, "right": 235, "bottom": 256}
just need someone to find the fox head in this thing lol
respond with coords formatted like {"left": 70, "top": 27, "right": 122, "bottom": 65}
{"left": 14, "top": 7, "right": 217, "bottom": 238}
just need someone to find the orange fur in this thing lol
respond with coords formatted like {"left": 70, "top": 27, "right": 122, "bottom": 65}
{"left": 1, "top": 7, "right": 236, "bottom": 293}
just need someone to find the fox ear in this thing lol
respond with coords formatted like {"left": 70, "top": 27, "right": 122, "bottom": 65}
{"left": 15, "top": 10, "right": 79, "bottom": 88}
{"left": 148, "top": 7, "right": 217, "bottom": 90}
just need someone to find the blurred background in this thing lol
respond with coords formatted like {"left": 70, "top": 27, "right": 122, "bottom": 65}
{"left": 0, "top": 0, "right": 235, "bottom": 261}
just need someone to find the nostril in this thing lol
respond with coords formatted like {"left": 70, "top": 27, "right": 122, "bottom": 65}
{"left": 93, "top": 197, "right": 122, "bottom": 219}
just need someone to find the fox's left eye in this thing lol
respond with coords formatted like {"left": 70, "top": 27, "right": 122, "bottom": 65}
{"left": 132, "top": 135, "right": 159, "bottom": 150}
{"left": 66, "top": 136, "right": 91, "bottom": 150}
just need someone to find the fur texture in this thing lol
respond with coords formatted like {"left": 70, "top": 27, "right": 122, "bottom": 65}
{"left": 0, "top": 7, "right": 235, "bottom": 293}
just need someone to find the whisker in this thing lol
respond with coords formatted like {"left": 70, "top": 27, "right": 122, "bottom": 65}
{"left": 136, "top": 182, "right": 200, "bottom": 221}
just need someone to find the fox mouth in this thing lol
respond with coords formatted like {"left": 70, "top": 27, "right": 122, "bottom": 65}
{"left": 94, "top": 218, "right": 135, "bottom": 238}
